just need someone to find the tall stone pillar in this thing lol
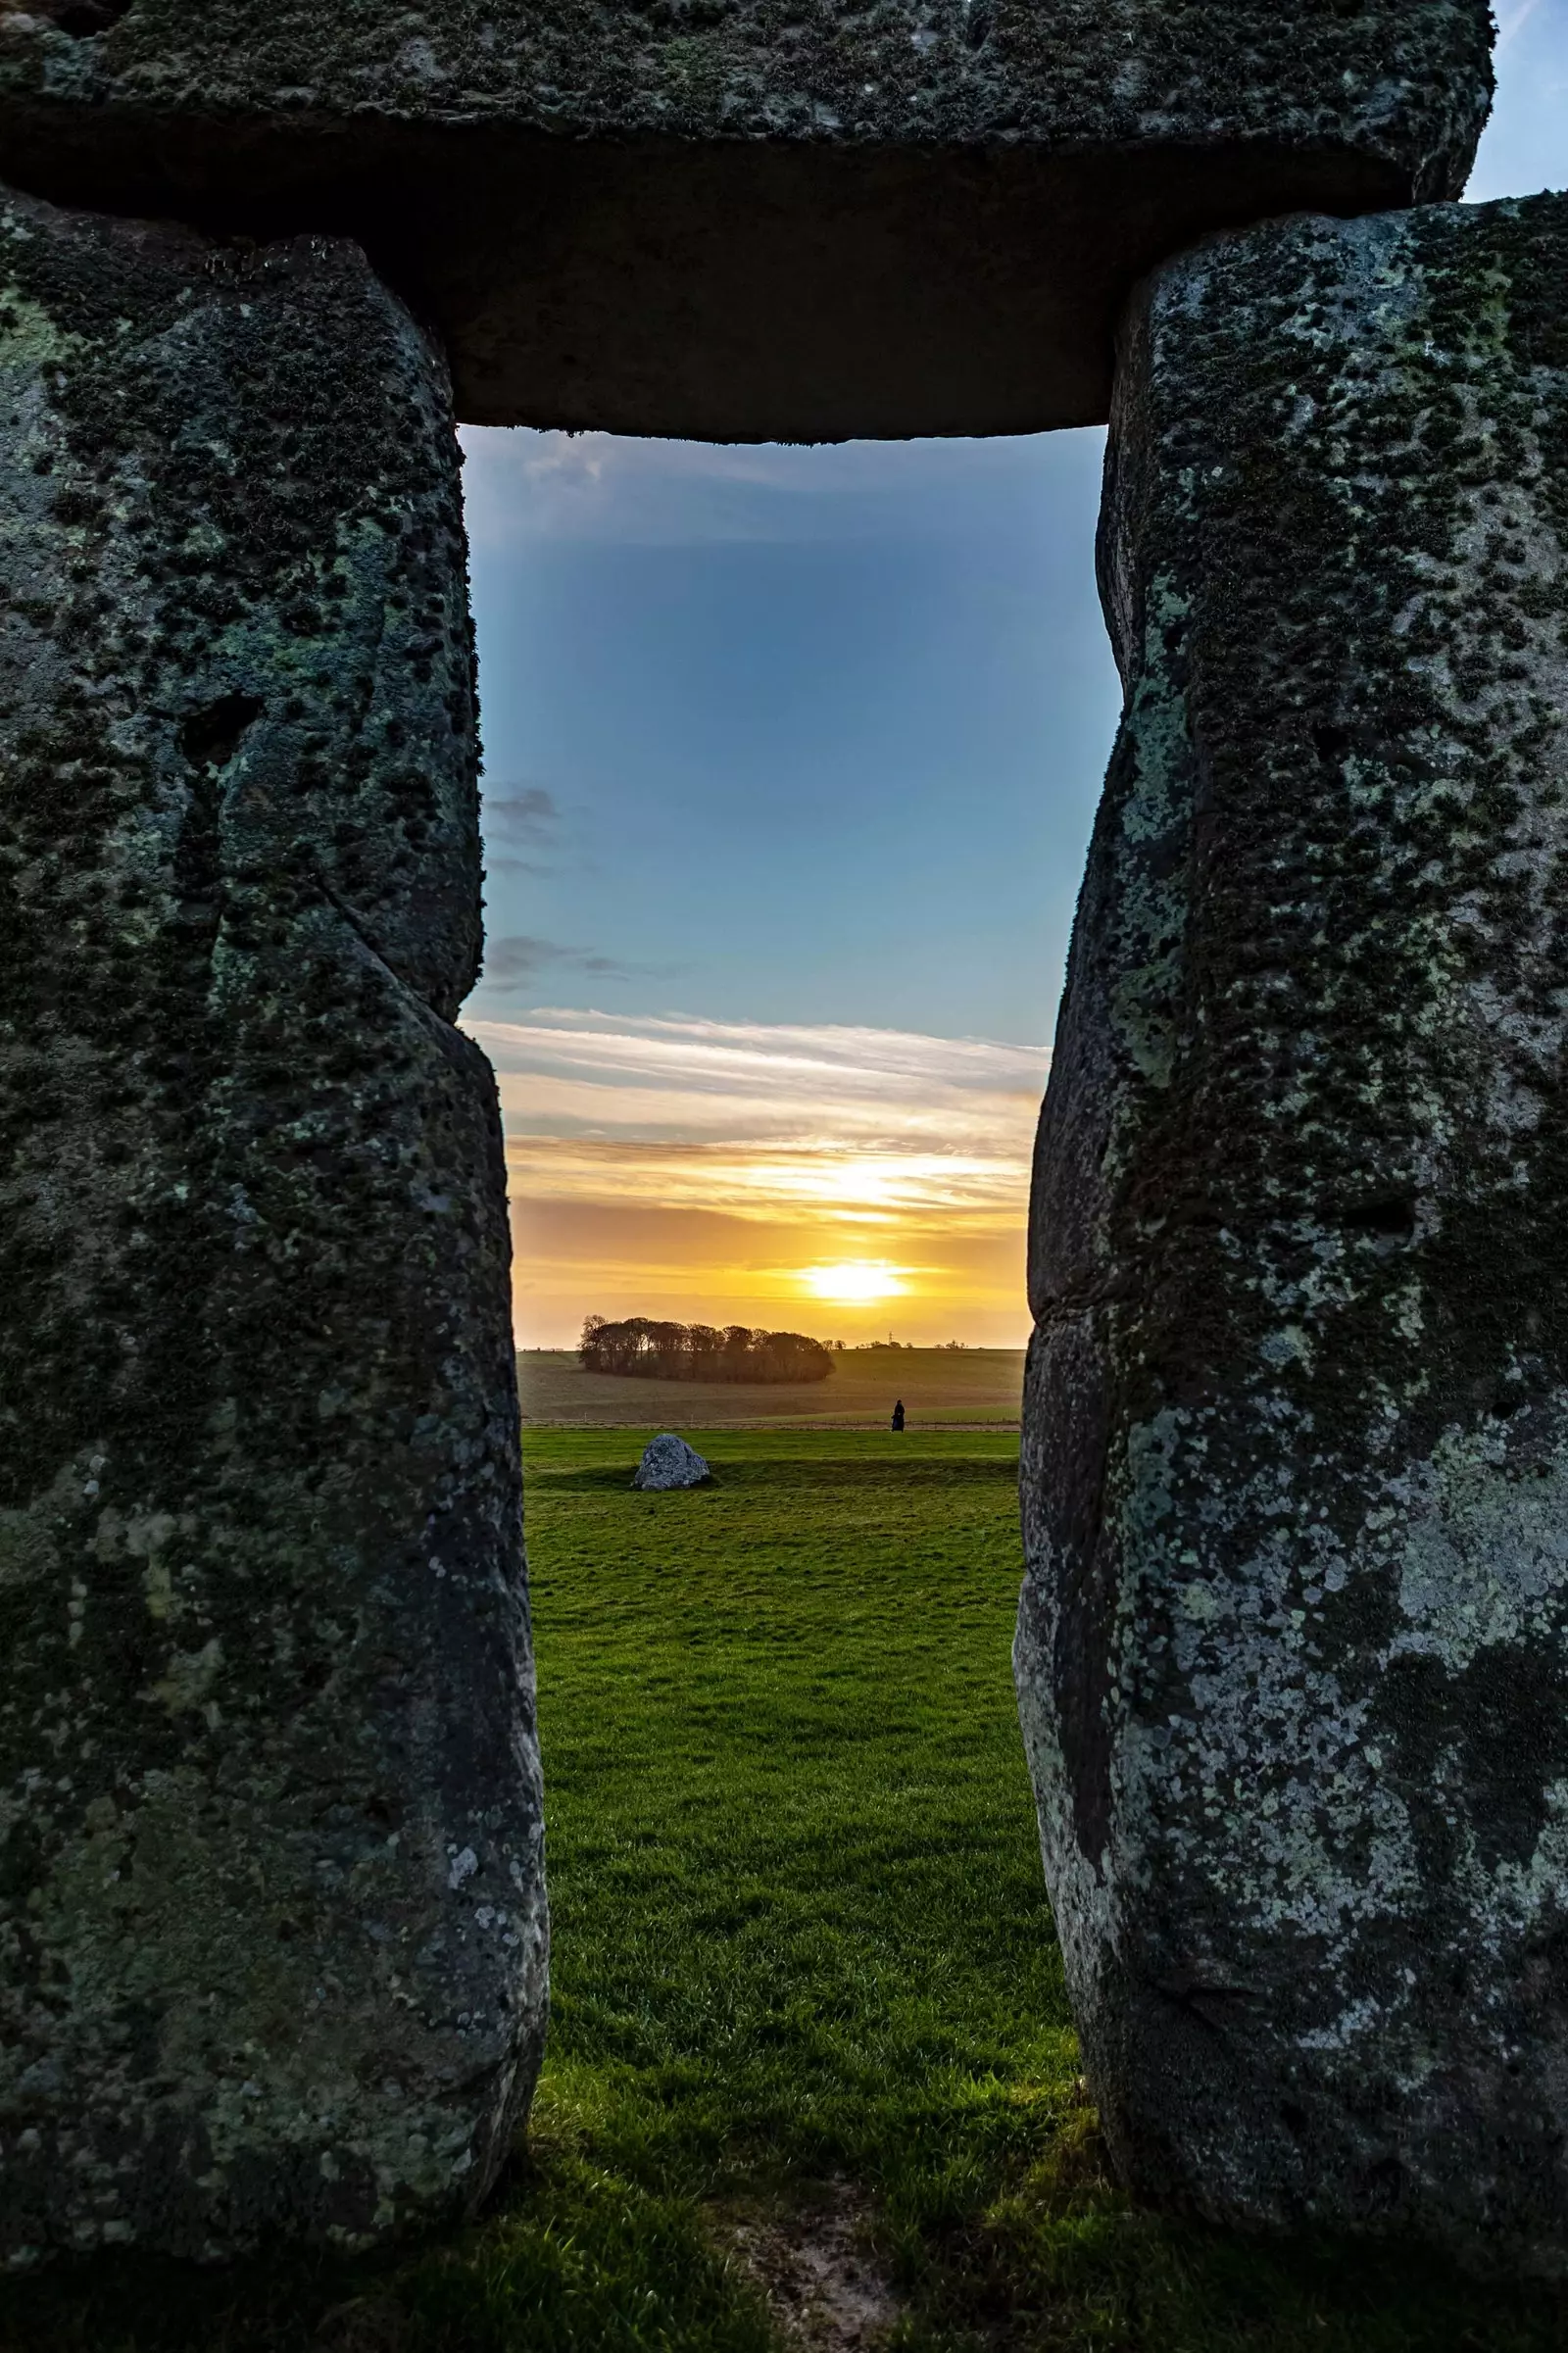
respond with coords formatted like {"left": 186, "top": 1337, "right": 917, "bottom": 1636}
{"left": 0, "top": 188, "right": 546, "bottom": 2264}
{"left": 1017, "top": 193, "right": 1568, "bottom": 2266}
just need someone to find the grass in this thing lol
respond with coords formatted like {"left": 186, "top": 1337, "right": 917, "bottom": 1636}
{"left": 4, "top": 1428, "right": 1566, "bottom": 2352}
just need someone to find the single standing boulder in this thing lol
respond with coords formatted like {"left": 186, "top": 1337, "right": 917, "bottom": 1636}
{"left": 0, "top": 1, "right": 1492, "bottom": 437}
{"left": 0, "top": 186, "right": 546, "bottom": 2266}
{"left": 633, "top": 1437, "right": 712, "bottom": 1493}
{"left": 1017, "top": 192, "right": 1568, "bottom": 2269}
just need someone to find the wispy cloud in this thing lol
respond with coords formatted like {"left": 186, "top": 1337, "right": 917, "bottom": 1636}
{"left": 1496, "top": 0, "right": 1547, "bottom": 48}
{"left": 466, "top": 1008, "right": 1048, "bottom": 1231}
{"left": 459, "top": 426, "right": 1077, "bottom": 550}
{"left": 470, "top": 1009, "right": 1045, "bottom": 1343}
{"left": 479, "top": 939, "right": 674, "bottom": 987}
{"left": 481, "top": 783, "right": 561, "bottom": 875}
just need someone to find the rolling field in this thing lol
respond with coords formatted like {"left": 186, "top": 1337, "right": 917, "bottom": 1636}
{"left": 5, "top": 1430, "right": 1563, "bottom": 2351}
{"left": 518, "top": 1347, "right": 1025, "bottom": 1429}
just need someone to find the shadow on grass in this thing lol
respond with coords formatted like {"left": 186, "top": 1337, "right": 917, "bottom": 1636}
{"left": 3, "top": 2126, "right": 1565, "bottom": 2353}
{"left": 539, "top": 1467, "right": 724, "bottom": 1495}
{"left": 930, "top": 2112, "right": 1568, "bottom": 2353}
{"left": 532, "top": 1455, "right": 1016, "bottom": 1498}
{"left": 0, "top": 2144, "right": 775, "bottom": 2353}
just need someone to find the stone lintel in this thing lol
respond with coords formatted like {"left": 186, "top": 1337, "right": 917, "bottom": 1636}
{"left": 0, "top": 0, "right": 1493, "bottom": 435}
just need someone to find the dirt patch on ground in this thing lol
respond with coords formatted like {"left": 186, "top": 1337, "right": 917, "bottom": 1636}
{"left": 717, "top": 2182, "right": 902, "bottom": 2351}
{"left": 308, "top": 2294, "right": 411, "bottom": 2353}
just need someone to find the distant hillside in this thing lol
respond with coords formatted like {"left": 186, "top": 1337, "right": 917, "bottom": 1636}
{"left": 518, "top": 1346, "right": 1025, "bottom": 1429}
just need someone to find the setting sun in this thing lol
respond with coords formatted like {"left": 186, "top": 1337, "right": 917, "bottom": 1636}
{"left": 798, "top": 1260, "right": 909, "bottom": 1304}
{"left": 473, "top": 1012, "right": 1043, "bottom": 1345}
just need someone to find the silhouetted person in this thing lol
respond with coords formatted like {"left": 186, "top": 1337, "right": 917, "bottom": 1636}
{"left": 891, "top": 1399, "right": 906, "bottom": 1433}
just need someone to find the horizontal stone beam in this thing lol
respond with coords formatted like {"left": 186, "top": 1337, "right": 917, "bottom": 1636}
{"left": 0, "top": 185, "right": 547, "bottom": 2265}
{"left": 0, "top": 1, "right": 1493, "bottom": 436}
{"left": 1017, "top": 189, "right": 1568, "bottom": 2267}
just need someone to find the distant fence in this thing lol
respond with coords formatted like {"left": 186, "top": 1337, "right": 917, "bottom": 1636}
{"left": 579, "top": 1317, "right": 834, "bottom": 1385}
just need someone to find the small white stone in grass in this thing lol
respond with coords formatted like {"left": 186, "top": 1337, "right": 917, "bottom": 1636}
{"left": 632, "top": 1434, "right": 711, "bottom": 1491}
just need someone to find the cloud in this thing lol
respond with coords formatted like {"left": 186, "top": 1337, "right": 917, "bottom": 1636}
{"left": 481, "top": 783, "right": 561, "bottom": 875}
{"left": 466, "top": 1009, "right": 1047, "bottom": 1345}
{"left": 459, "top": 424, "right": 1101, "bottom": 551}
{"left": 469, "top": 1007, "right": 1047, "bottom": 1121}
{"left": 486, "top": 784, "right": 560, "bottom": 835}
{"left": 482, "top": 936, "right": 570, "bottom": 983}
{"left": 464, "top": 1007, "right": 1048, "bottom": 1229}
{"left": 1496, "top": 0, "right": 1547, "bottom": 47}
{"left": 501, "top": 1137, "right": 1032, "bottom": 1230}
{"left": 478, "top": 939, "right": 678, "bottom": 988}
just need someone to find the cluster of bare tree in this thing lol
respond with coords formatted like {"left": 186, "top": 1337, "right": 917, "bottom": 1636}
{"left": 579, "top": 1316, "right": 835, "bottom": 1385}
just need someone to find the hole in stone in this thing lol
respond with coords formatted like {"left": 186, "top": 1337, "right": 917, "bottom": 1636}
{"left": 181, "top": 692, "right": 264, "bottom": 771}
{"left": 1355, "top": 2157, "right": 1406, "bottom": 2217}
{"left": 39, "top": 0, "right": 130, "bottom": 30}
{"left": 1343, "top": 1196, "right": 1416, "bottom": 1247}
{"left": 1311, "top": 719, "right": 1352, "bottom": 761}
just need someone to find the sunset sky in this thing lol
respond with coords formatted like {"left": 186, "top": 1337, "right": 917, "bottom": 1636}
{"left": 460, "top": 11, "right": 1568, "bottom": 1348}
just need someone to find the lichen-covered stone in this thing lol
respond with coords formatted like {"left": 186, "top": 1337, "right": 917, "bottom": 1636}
{"left": 0, "top": 1, "right": 1492, "bottom": 436}
{"left": 633, "top": 1436, "right": 711, "bottom": 1492}
{"left": 1017, "top": 192, "right": 1568, "bottom": 2269}
{"left": 0, "top": 185, "right": 546, "bottom": 2265}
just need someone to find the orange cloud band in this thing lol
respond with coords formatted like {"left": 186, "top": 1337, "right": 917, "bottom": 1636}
{"left": 464, "top": 1011, "right": 1047, "bottom": 1347}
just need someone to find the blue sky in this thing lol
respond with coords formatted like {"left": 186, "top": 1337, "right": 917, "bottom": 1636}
{"left": 461, "top": 430, "right": 1113, "bottom": 1045}
{"left": 462, "top": 7, "right": 1568, "bottom": 1346}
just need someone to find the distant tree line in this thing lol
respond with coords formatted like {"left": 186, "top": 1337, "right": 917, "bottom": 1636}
{"left": 580, "top": 1316, "right": 835, "bottom": 1385}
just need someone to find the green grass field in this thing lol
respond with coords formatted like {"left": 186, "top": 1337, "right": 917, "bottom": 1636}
{"left": 5, "top": 1429, "right": 1566, "bottom": 2351}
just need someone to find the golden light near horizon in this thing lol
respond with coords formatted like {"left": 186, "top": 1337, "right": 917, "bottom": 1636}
{"left": 798, "top": 1259, "right": 910, "bottom": 1305}
{"left": 468, "top": 1011, "right": 1048, "bottom": 1345}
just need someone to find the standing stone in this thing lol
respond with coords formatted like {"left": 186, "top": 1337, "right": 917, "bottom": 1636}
{"left": 0, "top": 186, "right": 546, "bottom": 2264}
{"left": 1017, "top": 193, "right": 1568, "bottom": 2266}
{"left": 0, "top": 1, "right": 1492, "bottom": 436}
{"left": 633, "top": 1437, "right": 711, "bottom": 1493}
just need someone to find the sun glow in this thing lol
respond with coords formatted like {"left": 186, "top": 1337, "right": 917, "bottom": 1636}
{"left": 464, "top": 1011, "right": 1046, "bottom": 1344}
{"left": 798, "top": 1260, "right": 909, "bottom": 1305}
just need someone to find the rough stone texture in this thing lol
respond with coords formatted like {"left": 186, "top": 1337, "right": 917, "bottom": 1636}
{"left": 0, "top": 1, "right": 1492, "bottom": 436}
{"left": 633, "top": 1436, "right": 711, "bottom": 1492}
{"left": 1016, "top": 192, "right": 1568, "bottom": 2270}
{"left": 0, "top": 185, "right": 546, "bottom": 2265}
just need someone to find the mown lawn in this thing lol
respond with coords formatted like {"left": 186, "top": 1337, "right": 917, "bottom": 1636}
{"left": 5, "top": 1429, "right": 1566, "bottom": 2351}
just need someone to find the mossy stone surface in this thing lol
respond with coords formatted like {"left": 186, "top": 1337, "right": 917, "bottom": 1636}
{"left": 0, "top": 1, "right": 1493, "bottom": 434}
{"left": 1017, "top": 192, "right": 1568, "bottom": 2269}
{"left": 0, "top": 185, "right": 545, "bottom": 2266}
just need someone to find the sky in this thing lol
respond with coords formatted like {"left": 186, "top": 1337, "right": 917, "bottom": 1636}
{"left": 460, "top": 4, "right": 1568, "bottom": 1349}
